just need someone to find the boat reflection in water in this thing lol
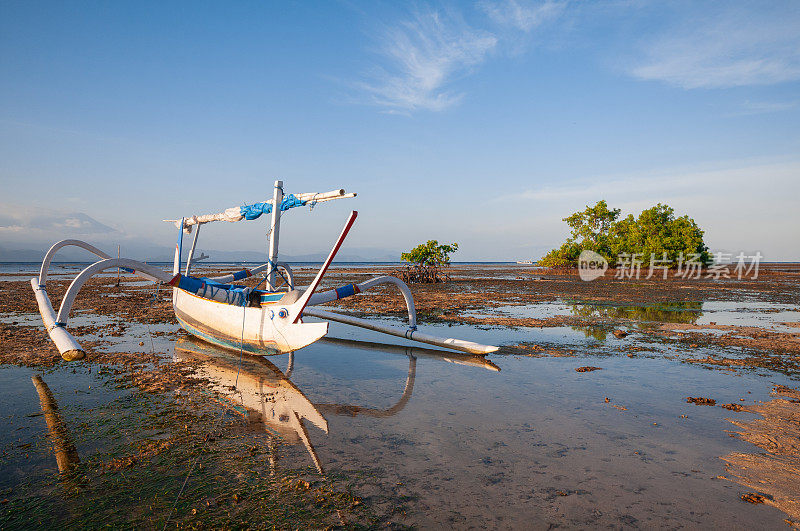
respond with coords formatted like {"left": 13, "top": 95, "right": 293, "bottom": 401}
{"left": 173, "top": 336, "right": 499, "bottom": 473}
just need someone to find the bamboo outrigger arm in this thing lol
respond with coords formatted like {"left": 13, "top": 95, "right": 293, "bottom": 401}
{"left": 32, "top": 240, "right": 176, "bottom": 360}
{"left": 305, "top": 276, "right": 499, "bottom": 354}
{"left": 307, "top": 275, "right": 417, "bottom": 328}
{"left": 55, "top": 258, "right": 174, "bottom": 324}
{"left": 303, "top": 307, "right": 498, "bottom": 355}
{"left": 38, "top": 239, "right": 159, "bottom": 286}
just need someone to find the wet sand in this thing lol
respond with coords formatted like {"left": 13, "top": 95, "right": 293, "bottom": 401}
{"left": 1, "top": 263, "right": 799, "bottom": 527}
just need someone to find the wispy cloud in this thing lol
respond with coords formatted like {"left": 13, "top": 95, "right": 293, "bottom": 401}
{"left": 735, "top": 100, "right": 799, "bottom": 116}
{"left": 631, "top": 5, "right": 800, "bottom": 89}
{"left": 358, "top": 9, "right": 497, "bottom": 112}
{"left": 356, "top": 2, "right": 567, "bottom": 112}
{"left": 497, "top": 159, "right": 800, "bottom": 205}
{"left": 480, "top": 0, "right": 566, "bottom": 32}
{"left": 355, "top": 2, "right": 798, "bottom": 111}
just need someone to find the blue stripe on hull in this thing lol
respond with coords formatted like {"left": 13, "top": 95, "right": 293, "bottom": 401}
{"left": 175, "top": 314, "right": 280, "bottom": 356}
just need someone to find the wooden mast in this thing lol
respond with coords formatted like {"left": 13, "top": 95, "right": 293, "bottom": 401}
{"left": 267, "top": 180, "right": 283, "bottom": 290}
{"left": 185, "top": 223, "right": 201, "bottom": 276}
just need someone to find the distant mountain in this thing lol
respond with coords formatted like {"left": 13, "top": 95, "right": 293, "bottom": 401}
{"left": 0, "top": 242, "right": 173, "bottom": 263}
{"left": 0, "top": 246, "right": 51, "bottom": 262}
{"left": 0, "top": 206, "right": 404, "bottom": 263}
{"left": 0, "top": 210, "right": 118, "bottom": 237}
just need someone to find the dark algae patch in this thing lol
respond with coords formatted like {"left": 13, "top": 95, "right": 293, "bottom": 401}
{"left": 0, "top": 365, "right": 370, "bottom": 529}
{"left": 687, "top": 397, "right": 717, "bottom": 406}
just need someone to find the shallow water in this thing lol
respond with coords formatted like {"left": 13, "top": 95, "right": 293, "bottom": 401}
{"left": 479, "top": 300, "right": 800, "bottom": 332}
{"left": 283, "top": 339, "right": 788, "bottom": 527}
{"left": 2, "top": 321, "right": 794, "bottom": 527}
{"left": 0, "top": 365, "right": 134, "bottom": 489}
{"left": 696, "top": 301, "right": 800, "bottom": 332}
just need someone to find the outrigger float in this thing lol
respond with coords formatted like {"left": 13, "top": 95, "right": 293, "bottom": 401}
{"left": 32, "top": 181, "right": 499, "bottom": 360}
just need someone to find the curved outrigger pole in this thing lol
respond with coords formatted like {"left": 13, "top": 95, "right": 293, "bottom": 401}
{"left": 32, "top": 240, "right": 177, "bottom": 360}
{"left": 31, "top": 181, "right": 499, "bottom": 360}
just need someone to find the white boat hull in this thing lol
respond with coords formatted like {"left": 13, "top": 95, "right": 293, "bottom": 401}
{"left": 172, "top": 288, "right": 328, "bottom": 354}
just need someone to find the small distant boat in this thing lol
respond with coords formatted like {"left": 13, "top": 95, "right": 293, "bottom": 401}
{"left": 516, "top": 260, "right": 534, "bottom": 265}
{"left": 32, "top": 181, "right": 499, "bottom": 360}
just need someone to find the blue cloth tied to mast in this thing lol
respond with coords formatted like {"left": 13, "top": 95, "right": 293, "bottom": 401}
{"left": 240, "top": 194, "right": 307, "bottom": 221}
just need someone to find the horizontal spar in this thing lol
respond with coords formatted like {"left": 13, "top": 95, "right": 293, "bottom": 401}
{"left": 164, "top": 189, "right": 357, "bottom": 228}
{"left": 302, "top": 307, "right": 499, "bottom": 355}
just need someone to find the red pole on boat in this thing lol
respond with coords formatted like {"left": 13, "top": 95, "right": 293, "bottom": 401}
{"left": 291, "top": 210, "right": 358, "bottom": 323}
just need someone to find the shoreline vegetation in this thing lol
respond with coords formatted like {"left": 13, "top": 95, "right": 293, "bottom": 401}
{"left": 539, "top": 200, "right": 711, "bottom": 268}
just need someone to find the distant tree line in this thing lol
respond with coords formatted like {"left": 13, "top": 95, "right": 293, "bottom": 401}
{"left": 539, "top": 201, "right": 710, "bottom": 268}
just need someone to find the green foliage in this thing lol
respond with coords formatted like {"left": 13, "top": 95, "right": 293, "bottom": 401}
{"left": 563, "top": 200, "right": 621, "bottom": 249}
{"left": 401, "top": 240, "right": 459, "bottom": 267}
{"left": 398, "top": 240, "right": 459, "bottom": 283}
{"left": 539, "top": 201, "right": 710, "bottom": 268}
{"left": 539, "top": 201, "right": 619, "bottom": 267}
{"left": 536, "top": 241, "right": 582, "bottom": 268}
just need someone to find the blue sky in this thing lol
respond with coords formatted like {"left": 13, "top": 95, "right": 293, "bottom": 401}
{"left": 1, "top": 0, "right": 798, "bottom": 261}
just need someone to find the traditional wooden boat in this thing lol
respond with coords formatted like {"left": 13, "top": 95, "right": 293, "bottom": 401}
{"left": 32, "top": 181, "right": 499, "bottom": 360}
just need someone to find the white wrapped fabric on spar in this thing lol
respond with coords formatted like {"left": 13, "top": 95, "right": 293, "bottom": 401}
{"left": 164, "top": 189, "right": 357, "bottom": 229}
